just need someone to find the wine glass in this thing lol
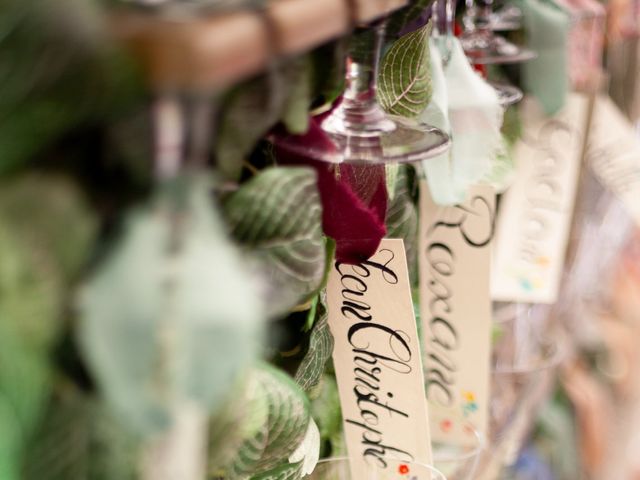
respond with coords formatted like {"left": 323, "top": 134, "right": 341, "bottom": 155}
{"left": 431, "top": 0, "right": 523, "bottom": 107}
{"left": 272, "top": 15, "right": 451, "bottom": 165}
{"left": 305, "top": 457, "right": 447, "bottom": 480}
{"left": 432, "top": 418, "right": 485, "bottom": 480}
{"left": 474, "top": 314, "right": 566, "bottom": 478}
{"left": 460, "top": 0, "right": 535, "bottom": 106}
{"left": 461, "top": 0, "right": 536, "bottom": 65}
{"left": 489, "top": 2, "right": 523, "bottom": 31}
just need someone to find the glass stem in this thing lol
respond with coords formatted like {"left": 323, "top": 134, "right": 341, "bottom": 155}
{"left": 322, "top": 20, "right": 395, "bottom": 136}
{"left": 432, "top": 0, "right": 457, "bottom": 64}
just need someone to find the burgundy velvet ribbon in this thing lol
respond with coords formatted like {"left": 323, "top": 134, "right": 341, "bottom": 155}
{"left": 272, "top": 117, "right": 388, "bottom": 264}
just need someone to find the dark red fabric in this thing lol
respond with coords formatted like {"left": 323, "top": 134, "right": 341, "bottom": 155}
{"left": 272, "top": 117, "right": 387, "bottom": 264}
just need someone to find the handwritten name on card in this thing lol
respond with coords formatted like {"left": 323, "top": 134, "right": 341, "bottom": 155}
{"left": 419, "top": 182, "right": 494, "bottom": 445}
{"left": 326, "top": 239, "right": 432, "bottom": 479}
{"left": 491, "top": 94, "right": 588, "bottom": 303}
{"left": 587, "top": 95, "right": 640, "bottom": 227}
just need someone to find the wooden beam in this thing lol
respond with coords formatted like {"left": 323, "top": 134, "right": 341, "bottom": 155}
{"left": 111, "top": 0, "right": 408, "bottom": 91}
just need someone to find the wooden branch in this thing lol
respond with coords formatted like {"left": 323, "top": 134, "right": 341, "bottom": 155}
{"left": 111, "top": 0, "right": 408, "bottom": 91}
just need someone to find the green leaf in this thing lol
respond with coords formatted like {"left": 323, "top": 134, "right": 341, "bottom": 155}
{"left": 310, "top": 376, "right": 341, "bottom": 446}
{"left": 0, "top": 174, "right": 95, "bottom": 479}
{"left": 78, "top": 179, "right": 264, "bottom": 437}
{"left": 286, "top": 419, "right": 320, "bottom": 476}
{"left": 216, "top": 59, "right": 313, "bottom": 181}
{"left": 22, "top": 391, "right": 139, "bottom": 480}
{"left": 223, "top": 167, "right": 325, "bottom": 318}
{"left": 0, "top": 0, "right": 142, "bottom": 174}
{"left": 386, "top": 0, "right": 436, "bottom": 39}
{"left": 294, "top": 297, "right": 333, "bottom": 394}
{"left": 378, "top": 24, "right": 433, "bottom": 118}
{"left": 250, "top": 461, "right": 303, "bottom": 480}
{"left": 282, "top": 56, "right": 312, "bottom": 134}
{"left": 311, "top": 40, "right": 346, "bottom": 105}
{"left": 228, "top": 363, "right": 311, "bottom": 477}
{"left": 0, "top": 174, "right": 97, "bottom": 284}
{"left": 386, "top": 166, "right": 419, "bottom": 284}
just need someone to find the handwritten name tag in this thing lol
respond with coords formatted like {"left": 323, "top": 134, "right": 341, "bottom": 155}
{"left": 586, "top": 95, "right": 640, "bottom": 227}
{"left": 327, "top": 239, "right": 433, "bottom": 479}
{"left": 419, "top": 182, "right": 494, "bottom": 445}
{"left": 491, "top": 94, "right": 588, "bottom": 303}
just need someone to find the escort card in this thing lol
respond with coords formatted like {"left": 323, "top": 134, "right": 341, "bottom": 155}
{"left": 491, "top": 94, "right": 588, "bottom": 303}
{"left": 586, "top": 95, "right": 640, "bottom": 227}
{"left": 419, "top": 182, "right": 494, "bottom": 445}
{"left": 326, "top": 239, "right": 433, "bottom": 479}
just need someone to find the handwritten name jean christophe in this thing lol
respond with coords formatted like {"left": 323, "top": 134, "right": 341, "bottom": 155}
{"left": 333, "top": 249, "right": 416, "bottom": 467}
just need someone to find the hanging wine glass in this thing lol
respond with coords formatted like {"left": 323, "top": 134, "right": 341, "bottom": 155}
{"left": 431, "top": 0, "right": 523, "bottom": 107}
{"left": 431, "top": 413, "right": 485, "bottom": 480}
{"left": 461, "top": 0, "right": 534, "bottom": 107}
{"left": 475, "top": 314, "right": 566, "bottom": 478}
{"left": 489, "top": 2, "right": 523, "bottom": 31}
{"left": 272, "top": 15, "right": 451, "bottom": 164}
{"left": 461, "top": 0, "right": 536, "bottom": 65}
{"left": 305, "top": 457, "right": 447, "bottom": 480}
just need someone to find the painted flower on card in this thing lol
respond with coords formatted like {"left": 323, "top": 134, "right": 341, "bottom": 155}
{"left": 440, "top": 419, "right": 453, "bottom": 433}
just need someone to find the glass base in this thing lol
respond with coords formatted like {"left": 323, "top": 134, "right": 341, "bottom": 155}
{"left": 490, "top": 82, "right": 524, "bottom": 107}
{"left": 461, "top": 33, "right": 537, "bottom": 65}
{"left": 490, "top": 6, "right": 523, "bottom": 31}
{"left": 273, "top": 114, "right": 450, "bottom": 165}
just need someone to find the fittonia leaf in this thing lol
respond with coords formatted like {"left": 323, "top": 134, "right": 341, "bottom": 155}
{"left": 223, "top": 167, "right": 325, "bottom": 318}
{"left": 378, "top": 23, "right": 433, "bottom": 118}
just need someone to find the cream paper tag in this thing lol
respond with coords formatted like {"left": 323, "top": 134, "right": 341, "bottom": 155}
{"left": 586, "top": 95, "right": 640, "bottom": 226}
{"left": 419, "top": 182, "right": 494, "bottom": 445}
{"left": 491, "top": 94, "right": 588, "bottom": 303}
{"left": 326, "top": 239, "right": 433, "bottom": 479}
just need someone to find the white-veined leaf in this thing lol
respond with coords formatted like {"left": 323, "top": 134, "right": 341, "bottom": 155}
{"left": 224, "top": 167, "right": 325, "bottom": 318}
{"left": 378, "top": 24, "right": 433, "bottom": 118}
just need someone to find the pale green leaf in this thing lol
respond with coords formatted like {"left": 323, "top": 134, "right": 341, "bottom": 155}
{"left": 378, "top": 24, "right": 433, "bottom": 118}
{"left": 223, "top": 167, "right": 325, "bottom": 318}
{"left": 78, "top": 180, "right": 264, "bottom": 437}
{"left": 294, "top": 298, "right": 333, "bottom": 394}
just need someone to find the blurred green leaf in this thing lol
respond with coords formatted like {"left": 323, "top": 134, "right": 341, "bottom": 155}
{"left": 0, "top": 0, "right": 142, "bottom": 174}
{"left": 250, "top": 461, "right": 303, "bottom": 480}
{"left": 0, "top": 174, "right": 97, "bottom": 284}
{"left": 78, "top": 179, "right": 264, "bottom": 437}
{"left": 22, "top": 391, "right": 139, "bottom": 480}
{"left": 310, "top": 376, "right": 341, "bottom": 449}
{"left": 0, "top": 173, "right": 97, "bottom": 479}
{"left": 294, "top": 297, "right": 333, "bottom": 395}
{"left": 224, "top": 167, "right": 325, "bottom": 318}
{"left": 378, "top": 24, "right": 433, "bottom": 118}
{"left": 282, "top": 56, "right": 312, "bottom": 135}
{"left": 386, "top": 165, "right": 418, "bottom": 284}
{"left": 216, "top": 59, "right": 313, "bottom": 181}
{"left": 386, "top": 0, "right": 434, "bottom": 39}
